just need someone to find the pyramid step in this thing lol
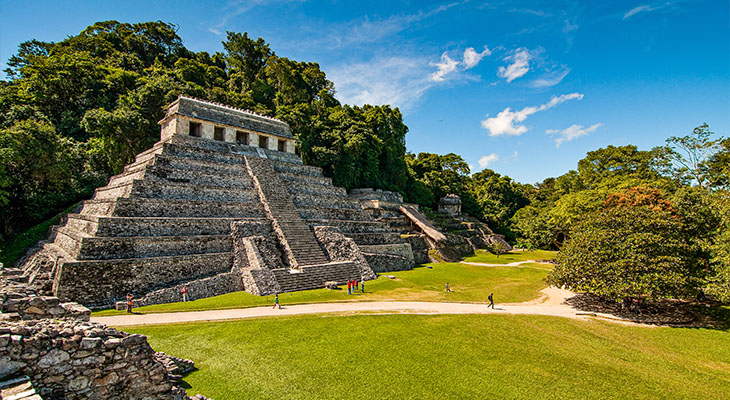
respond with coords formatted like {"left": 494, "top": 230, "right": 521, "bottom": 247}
{"left": 309, "top": 219, "right": 391, "bottom": 233}
{"left": 285, "top": 182, "right": 347, "bottom": 197}
{"left": 291, "top": 193, "right": 362, "bottom": 210}
{"left": 75, "top": 234, "right": 233, "bottom": 260}
{"left": 67, "top": 214, "right": 269, "bottom": 237}
{"left": 81, "top": 198, "right": 264, "bottom": 218}
{"left": 297, "top": 206, "right": 373, "bottom": 222}
{"left": 278, "top": 172, "right": 332, "bottom": 186}
{"left": 142, "top": 165, "right": 254, "bottom": 187}
{"left": 127, "top": 180, "right": 258, "bottom": 202}
{"left": 270, "top": 159, "right": 323, "bottom": 177}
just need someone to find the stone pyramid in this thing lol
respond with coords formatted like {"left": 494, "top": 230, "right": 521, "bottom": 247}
{"left": 20, "top": 97, "right": 414, "bottom": 308}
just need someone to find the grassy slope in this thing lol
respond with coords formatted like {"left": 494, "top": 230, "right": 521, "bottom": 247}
{"left": 94, "top": 261, "right": 550, "bottom": 316}
{"left": 463, "top": 249, "right": 557, "bottom": 264}
{"left": 0, "top": 203, "right": 78, "bottom": 266}
{"left": 125, "top": 314, "right": 730, "bottom": 399}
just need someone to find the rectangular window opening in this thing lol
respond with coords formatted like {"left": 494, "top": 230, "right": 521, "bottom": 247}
{"left": 259, "top": 135, "right": 268, "bottom": 148}
{"left": 214, "top": 126, "right": 225, "bottom": 141}
{"left": 236, "top": 131, "right": 248, "bottom": 145}
{"left": 189, "top": 121, "right": 201, "bottom": 137}
{"left": 278, "top": 139, "right": 286, "bottom": 152}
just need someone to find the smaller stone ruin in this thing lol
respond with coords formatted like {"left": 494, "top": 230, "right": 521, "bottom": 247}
{"left": 0, "top": 264, "right": 208, "bottom": 399}
{"left": 438, "top": 194, "right": 462, "bottom": 217}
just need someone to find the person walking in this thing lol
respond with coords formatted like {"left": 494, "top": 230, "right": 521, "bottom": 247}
{"left": 273, "top": 293, "right": 280, "bottom": 309}
{"left": 361, "top": 277, "right": 365, "bottom": 293}
{"left": 445, "top": 283, "right": 452, "bottom": 292}
{"left": 126, "top": 293, "right": 134, "bottom": 313}
{"left": 347, "top": 280, "right": 352, "bottom": 295}
{"left": 354, "top": 279, "right": 358, "bottom": 291}
{"left": 180, "top": 285, "right": 188, "bottom": 302}
{"left": 488, "top": 293, "right": 494, "bottom": 309}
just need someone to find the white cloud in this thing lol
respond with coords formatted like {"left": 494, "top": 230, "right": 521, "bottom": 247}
{"left": 497, "top": 48, "right": 531, "bottom": 82}
{"left": 478, "top": 153, "right": 499, "bottom": 168}
{"left": 547, "top": 123, "right": 603, "bottom": 147}
{"left": 429, "top": 45, "right": 491, "bottom": 82}
{"left": 326, "top": 2, "right": 461, "bottom": 47}
{"left": 623, "top": 5, "right": 654, "bottom": 19}
{"left": 429, "top": 52, "right": 460, "bottom": 82}
{"left": 481, "top": 93, "right": 584, "bottom": 136}
{"left": 328, "top": 56, "right": 431, "bottom": 110}
{"left": 210, "top": 0, "right": 304, "bottom": 35}
{"left": 462, "top": 47, "right": 491, "bottom": 69}
{"left": 529, "top": 68, "right": 570, "bottom": 88}
{"left": 623, "top": 2, "right": 680, "bottom": 19}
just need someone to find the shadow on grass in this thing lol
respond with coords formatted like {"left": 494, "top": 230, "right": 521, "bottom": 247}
{"left": 567, "top": 293, "right": 730, "bottom": 331}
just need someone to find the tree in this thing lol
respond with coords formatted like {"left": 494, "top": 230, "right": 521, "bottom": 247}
{"left": 707, "top": 192, "right": 730, "bottom": 301}
{"left": 549, "top": 186, "right": 703, "bottom": 300}
{"left": 707, "top": 138, "right": 730, "bottom": 190}
{"left": 662, "top": 123, "right": 720, "bottom": 188}
{"left": 489, "top": 239, "right": 510, "bottom": 257}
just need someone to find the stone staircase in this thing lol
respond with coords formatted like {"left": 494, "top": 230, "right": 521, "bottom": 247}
{"left": 244, "top": 155, "right": 329, "bottom": 267}
{"left": 270, "top": 159, "right": 415, "bottom": 272}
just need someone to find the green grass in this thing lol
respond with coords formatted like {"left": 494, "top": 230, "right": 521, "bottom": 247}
{"left": 93, "top": 262, "right": 550, "bottom": 316}
{"left": 463, "top": 249, "right": 557, "bottom": 264}
{"left": 0, "top": 203, "right": 78, "bottom": 267}
{"left": 124, "top": 314, "right": 730, "bottom": 399}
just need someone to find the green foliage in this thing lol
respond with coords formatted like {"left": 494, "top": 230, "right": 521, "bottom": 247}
{"left": 707, "top": 138, "right": 730, "bottom": 190}
{"left": 0, "top": 120, "right": 97, "bottom": 238}
{"left": 707, "top": 192, "right": 730, "bottom": 301}
{"left": 660, "top": 123, "right": 721, "bottom": 188}
{"left": 550, "top": 187, "right": 706, "bottom": 300}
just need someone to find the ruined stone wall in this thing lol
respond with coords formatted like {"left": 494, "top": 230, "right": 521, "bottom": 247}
{"left": 0, "top": 319, "right": 198, "bottom": 400}
{"left": 0, "top": 269, "right": 90, "bottom": 322}
{"left": 313, "top": 226, "right": 376, "bottom": 280}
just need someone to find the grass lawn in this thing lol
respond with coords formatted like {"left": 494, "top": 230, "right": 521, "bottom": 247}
{"left": 93, "top": 262, "right": 550, "bottom": 316}
{"left": 124, "top": 314, "right": 730, "bottom": 399}
{"left": 463, "top": 249, "right": 557, "bottom": 264}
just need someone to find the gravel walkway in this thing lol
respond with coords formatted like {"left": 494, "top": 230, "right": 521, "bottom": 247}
{"left": 91, "top": 287, "right": 634, "bottom": 327}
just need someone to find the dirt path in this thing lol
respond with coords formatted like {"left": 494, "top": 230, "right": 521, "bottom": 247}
{"left": 460, "top": 260, "right": 548, "bottom": 267}
{"left": 92, "top": 286, "right": 634, "bottom": 327}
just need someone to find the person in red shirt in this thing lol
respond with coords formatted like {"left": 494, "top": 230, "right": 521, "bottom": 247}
{"left": 347, "top": 280, "right": 351, "bottom": 295}
{"left": 180, "top": 285, "right": 188, "bottom": 302}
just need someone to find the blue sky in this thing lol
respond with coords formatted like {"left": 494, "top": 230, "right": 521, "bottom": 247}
{"left": 1, "top": 0, "right": 728, "bottom": 183}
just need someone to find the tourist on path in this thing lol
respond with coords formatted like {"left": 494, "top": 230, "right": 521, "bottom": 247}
{"left": 361, "top": 277, "right": 365, "bottom": 293}
{"left": 445, "top": 283, "right": 452, "bottom": 292}
{"left": 126, "top": 293, "right": 134, "bottom": 313}
{"left": 347, "top": 280, "right": 352, "bottom": 295}
{"left": 180, "top": 285, "right": 188, "bottom": 302}
{"left": 488, "top": 293, "right": 494, "bottom": 309}
{"left": 354, "top": 279, "right": 358, "bottom": 291}
{"left": 273, "top": 293, "right": 280, "bottom": 309}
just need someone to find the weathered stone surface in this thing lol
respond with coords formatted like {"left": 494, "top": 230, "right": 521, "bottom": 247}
{"left": 0, "top": 319, "right": 207, "bottom": 399}
{"left": 438, "top": 194, "right": 462, "bottom": 216}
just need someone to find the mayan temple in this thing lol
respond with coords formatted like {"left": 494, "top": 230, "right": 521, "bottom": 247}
{"left": 20, "top": 96, "right": 415, "bottom": 308}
